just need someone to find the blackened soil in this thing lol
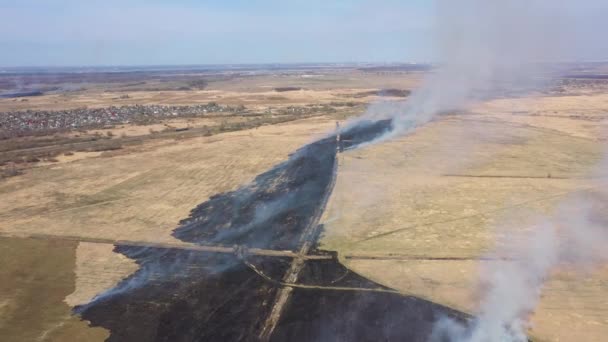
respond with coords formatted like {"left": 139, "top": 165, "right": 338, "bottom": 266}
{"left": 0, "top": 90, "right": 44, "bottom": 98}
{"left": 272, "top": 289, "right": 463, "bottom": 342}
{"left": 272, "top": 258, "right": 467, "bottom": 341}
{"left": 76, "top": 119, "right": 470, "bottom": 341}
{"left": 340, "top": 119, "right": 392, "bottom": 151}
{"left": 172, "top": 119, "right": 391, "bottom": 250}
{"left": 172, "top": 135, "right": 337, "bottom": 251}
{"left": 295, "top": 258, "right": 390, "bottom": 289}
{"left": 76, "top": 250, "right": 292, "bottom": 342}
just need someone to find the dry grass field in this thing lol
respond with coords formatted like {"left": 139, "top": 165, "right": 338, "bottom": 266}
{"left": 1, "top": 67, "right": 608, "bottom": 341}
{"left": 321, "top": 86, "right": 608, "bottom": 341}
{"left": 0, "top": 70, "right": 423, "bottom": 112}
{"left": 0, "top": 116, "right": 336, "bottom": 341}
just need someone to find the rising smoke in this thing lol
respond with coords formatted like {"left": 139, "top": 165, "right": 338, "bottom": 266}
{"left": 430, "top": 170, "right": 608, "bottom": 342}
{"left": 362, "top": 0, "right": 608, "bottom": 142}
{"left": 389, "top": 1, "right": 608, "bottom": 341}
{"left": 346, "top": 1, "right": 608, "bottom": 341}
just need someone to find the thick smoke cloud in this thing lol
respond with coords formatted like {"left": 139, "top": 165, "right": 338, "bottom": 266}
{"left": 431, "top": 175, "right": 608, "bottom": 342}
{"left": 337, "top": 0, "right": 608, "bottom": 340}
{"left": 386, "top": 1, "right": 608, "bottom": 341}
{"left": 363, "top": 0, "right": 608, "bottom": 142}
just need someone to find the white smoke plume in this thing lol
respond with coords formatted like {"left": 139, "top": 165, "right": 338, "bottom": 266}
{"left": 413, "top": 2, "right": 608, "bottom": 339}
{"left": 349, "top": 1, "right": 608, "bottom": 341}
{"left": 431, "top": 171, "right": 608, "bottom": 342}
{"left": 361, "top": 0, "right": 608, "bottom": 143}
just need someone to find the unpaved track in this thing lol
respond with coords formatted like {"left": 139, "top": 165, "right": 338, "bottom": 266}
{"left": 0, "top": 232, "right": 332, "bottom": 260}
{"left": 259, "top": 134, "right": 340, "bottom": 341}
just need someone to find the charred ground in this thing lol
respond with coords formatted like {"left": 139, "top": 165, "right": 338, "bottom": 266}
{"left": 75, "top": 119, "right": 468, "bottom": 341}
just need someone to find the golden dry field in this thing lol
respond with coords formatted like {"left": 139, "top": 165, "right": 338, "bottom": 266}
{"left": 0, "top": 70, "right": 423, "bottom": 112}
{"left": 1, "top": 68, "right": 608, "bottom": 341}
{"left": 321, "top": 89, "right": 608, "bottom": 341}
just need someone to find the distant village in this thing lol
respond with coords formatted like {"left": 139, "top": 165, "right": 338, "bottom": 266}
{"left": 0, "top": 101, "right": 349, "bottom": 139}
{"left": 0, "top": 103, "right": 245, "bottom": 137}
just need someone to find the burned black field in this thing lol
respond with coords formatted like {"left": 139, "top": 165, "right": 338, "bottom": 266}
{"left": 74, "top": 119, "right": 468, "bottom": 341}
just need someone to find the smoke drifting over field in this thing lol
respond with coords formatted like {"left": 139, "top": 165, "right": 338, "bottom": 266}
{"left": 337, "top": 0, "right": 608, "bottom": 341}
{"left": 364, "top": 0, "right": 608, "bottom": 142}
{"left": 374, "top": 1, "right": 608, "bottom": 341}
{"left": 431, "top": 185, "right": 608, "bottom": 342}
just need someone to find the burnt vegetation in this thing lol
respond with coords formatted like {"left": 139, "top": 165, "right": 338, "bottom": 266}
{"left": 274, "top": 87, "right": 302, "bottom": 92}
{"left": 187, "top": 79, "right": 209, "bottom": 90}
{"left": 344, "top": 88, "right": 411, "bottom": 98}
{"left": 75, "top": 119, "right": 469, "bottom": 342}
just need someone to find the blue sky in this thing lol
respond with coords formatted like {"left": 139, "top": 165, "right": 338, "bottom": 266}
{"left": 0, "top": 0, "right": 436, "bottom": 66}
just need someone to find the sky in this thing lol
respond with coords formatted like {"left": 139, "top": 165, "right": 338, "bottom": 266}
{"left": 0, "top": 0, "right": 435, "bottom": 66}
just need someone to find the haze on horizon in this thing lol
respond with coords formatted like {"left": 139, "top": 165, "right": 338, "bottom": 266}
{"left": 0, "top": 0, "right": 434, "bottom": 67}
{"left": 1, "top": 0, "right": 607, "bottom": 67}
